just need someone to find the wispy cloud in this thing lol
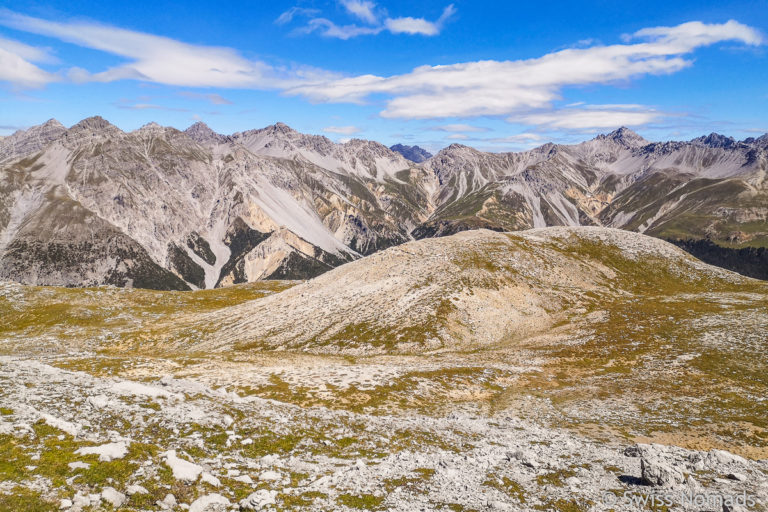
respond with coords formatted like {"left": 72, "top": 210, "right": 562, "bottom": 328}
{"left": 489, "top": 133, "right": 545, "bottom": 143}
{"left": 115, "top": 102, "right": 189, "bottom": 112}
{"left": 0, "top": 35, "right": 59, "bottom": 88}
{"left": 0, "top": 8, "right": 333, "bottom": 89}
{"left": 340, "top": 0, "right": 378, "bottom": 25}
{"left": 385, "top": 4, "right": 456, "bottom": 36}
{"left": 519, "top": 105, "right": 663, "bottom": 130}
{"left": 275, "top": 7, "right": 321, "bottom": 25}
{"left": 288, "top": 19, "right": 763, "bottom": 126}
{"left": 298, "top": 19, "right": 383, "bottom": 40}
{"left": 278, "top": 2, "right": 456, "bottom": 39}
{"left": 521, "top": 110, "right": 663, "bottom": 131}
{"left": 323, "top": 125, "right": 361, "bottom": 135}
{"left": 178, "top": 91, "right": 233, "bottom": 105}
{"left": 431, "top": 123, "right": 489, "bottom": 133}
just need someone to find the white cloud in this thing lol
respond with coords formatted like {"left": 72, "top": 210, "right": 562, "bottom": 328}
{"left": 445, "top": 133, "right": 468, "bottom": 140}
{"left": 0, "top": 35, "right": 59, "bottom": 88}
{"left": 385, "top": 4, "right": 456, "bottom": 36}
{"left": 323, "top": 125, "right": 361, "bottom": 134}
{"left": 280, "top": 2, "right": 455, "bottom": 39}
{"left": 340, "top": 0, "right": 379, "bottom": 25}
{"left": 0, "top": 9, "right": 331, "bottom": 89}
{"left": 431, "top": 123, "right": 489, "bottom": 133}
{"left": 631, "top": 19, "right": 763, "bottom": 47}
{"left": 288, "top": 20, "right": 763, "bottom": 122}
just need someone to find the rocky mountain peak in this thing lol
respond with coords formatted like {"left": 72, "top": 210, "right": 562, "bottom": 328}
{"left": 70, "top": 116, "right": 119, "bottom": 134}
{"left": 41, "top": 118, "right": 65, "bottom": 130}
{"left": 268, "top": 122, "right": 297, "bottom": 136}
{"left": 752, "top": 133, "right": 768, "bottom": 149}
{"left": 390, "top": 144, "right": 433, "bottom": 163}
{"left": 135, "top": 122, "right": 167, "bottom": 135}
{"left": 0, "top": 118, "right": 68, "bottom": 163}
{"left": 184, "top": 122, "right": 224, "bottom": 144}
{"left": 598, "top": 127, "right": 648, "bottom": 148}
{"left": 692, "top": 132, "right": 738, "bottom": 149}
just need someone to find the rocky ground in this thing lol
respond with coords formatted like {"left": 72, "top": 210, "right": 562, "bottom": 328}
{"left": 2, "top": 355, "right": 767, "bottom": 512}
{"left": 1, "top": 228, "right": 767, "bottom": 511}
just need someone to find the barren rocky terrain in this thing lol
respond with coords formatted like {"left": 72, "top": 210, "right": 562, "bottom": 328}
{"left": 1, "top": 227, "right": 767, "bottom": 511}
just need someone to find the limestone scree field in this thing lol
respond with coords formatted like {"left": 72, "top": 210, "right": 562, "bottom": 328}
{"left": 1, "top": 227, "right": 767, "bottom": 511}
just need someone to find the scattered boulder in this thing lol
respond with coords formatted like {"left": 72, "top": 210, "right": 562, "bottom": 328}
{"left": 239, "top": 490, "right": 277, "bottom": 511}
{"left": 100, "top": 487, "right": 126, "bottom": 508}
{"left": 75, "top": 441, "right": 129, "bottom": 462}
{"left": 506, "top": 449, "right": 538, "bottom": 469}
{"left": 709, "top": 449, "right": 748, "bottom": 467}
{"left": 201, "top": 472, "right": 222, "bottom": 487}
{"left": 234, "top": 474, "right": 254, "bottom": 484}
{"left": 126, "top": 484, "right": 149, "bottom": 495}
{"left": 189, "top": 493, "right": 231, "bottom": 512}
{"left": 259, "top": 470, "right": 281, "bottom": 481}
{"left": 163, "top": 450, "right": 203, "bottom": 482}
{"left": 158, "top": 493, "right": 177, "bottom": 510}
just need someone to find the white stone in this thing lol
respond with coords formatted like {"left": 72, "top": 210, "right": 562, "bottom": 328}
{"left": 101, "top": 487, "right": 126, "bottom": 508}
{"left": 75, "top": 441, "right": 129, "bottom": 462}
{"left": 259, "top": 470, "right": 281, "bottom": 481}
{"left": 189, "top": 493, "right": 230, "bottom": 512}
{"left": 239, "top": 490, "right": 277, "bottom": 511}
{"left": 163, "top": 450, "right": 203, "bottom": 482}
{"left": 200, "top": 472, "right": 221, "bottom": 487}
{"left": 126, "top": 484, "right": 149, "bottom": 496}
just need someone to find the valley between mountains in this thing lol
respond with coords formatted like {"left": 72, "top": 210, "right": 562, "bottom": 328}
{"left": 1, "top": 227, "right": 767, "bottom": 511}
{"left": 1, "top": 117, "right": 767, "bottom": 290}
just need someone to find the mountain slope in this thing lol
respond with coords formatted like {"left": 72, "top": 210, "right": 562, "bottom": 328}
{"left": 174, "top": 227, "right": 747, "bottom": 355}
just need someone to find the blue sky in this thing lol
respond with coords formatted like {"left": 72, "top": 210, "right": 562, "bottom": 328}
{"left": 1, "top": 0, "right": 766, "bottom": 152}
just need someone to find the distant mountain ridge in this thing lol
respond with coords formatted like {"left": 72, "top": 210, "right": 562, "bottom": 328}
{"left": 389, "top": 143, "right": 433, "bottom": 163}
{"left": 1, "top": 119, "right": 766, "bottom": 289}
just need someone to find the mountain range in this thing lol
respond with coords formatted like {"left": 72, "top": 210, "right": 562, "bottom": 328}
{"left": 1, "top": 118, "right": 766, "bottom": 290}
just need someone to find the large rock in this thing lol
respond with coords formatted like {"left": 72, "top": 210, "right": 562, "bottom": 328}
{"left": 639, "top": 446, "right": 685, "bottom": 487}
